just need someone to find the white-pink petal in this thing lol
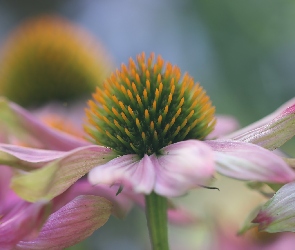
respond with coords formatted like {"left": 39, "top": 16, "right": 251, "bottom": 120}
{"left": 0, "top": 144, "right": 67, "bottom": 168}
{"left": 88, "top": 154, "right": 156, "bottom": 194}
{"left": 152, "top": 140, "right": 215, "bottom": 197}
{"left": 253, "top": 181, "right": 295, "bottom": 233}
{"left": 207, "top": 140, "right": 295, "bottom": 183}
{"left": 16, "top": 195, "right": 112, "bottom": 250}
{"left": 89, "top": 140, "right": 215, "bottom": 197}
{"left": 225, "top": 97, "right": 295, "bottom": 138}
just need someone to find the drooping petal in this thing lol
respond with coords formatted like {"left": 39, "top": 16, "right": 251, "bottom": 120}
{"left": 0, "top": 200, "right": 51, "bottom": 250}
{"left": 53, "top": 180, "right": 133, "bottom": 219}
{"left": 0, "top": 98, "right": 88, "bottom": 150}
{"left": 16, "top": 195, "right": 112, "bottom": 250}
{"left": 225, "top": 100, "right": 295, "bottom": 150}
{"left": 252, "top": 182, "right": 295, "bottom": 233}
{"left": 10, "top": 145, "right": 117, "bottom": 202}
{"left": 151, "top": 140, "right": 215, "bottom": 197}
{"left": 226, "top": 98, "right": 295, "bottom": 138}
{"left": 206, "top": 115, "right": 240, "bottom": 139}
{"left": 206, "top": 140, "right": 295, "bottom": 183}
{"left": 0, "top": 144, "right": 68, "bottom": 170}
{"left": 88, "top": 154, "right": 156, "bottom": 194}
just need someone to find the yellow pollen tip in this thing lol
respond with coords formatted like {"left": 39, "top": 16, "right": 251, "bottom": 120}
{"left": 142, "top": 132, "right": 146, "bottom": 141}
{"left": 164, "top": 105, "right": 169, "bottom": 116}
{"left": 150, "top": 121, "right": 155, "bottom": 131}
{"left": 136, "top": 118, "right": 142, "bottom": 131}
{"left": 143, "top": 89, "right": 148, "bottom": 102}
{"left": 146, "top": 79, "right": 150, "bottom": 92}
{"left": 121, "top": 112, "right": 129, "bottom": 123}
{"left": 146, "top": 70, "right": 150, "bottom": 79}
{"left": 112, "top": 107, "right": 121, "bottom": 119}
{"left": 136, "top": 94, "right": 143, "bottom": 107}
{"left": 144, "top": 109, "right": 150, "bottom": 121}
{"left": 175, "top": 108, "right": 182, "bottom": 119}
{"left": 157, "top": 74, "right": 162, "bottom": 83}
{"left": 163, "top": 124, "right": 170, "bottom": 134}
{"left": 127, "top": 106, "right": 136, "bottom": 119}
{"left": 120, "top": 85, "right": 127, "bottom": 96}
{"left": 119, "top": 101, "right": 128, "bottom": 114}
{"left": 131, "top": 82, "right": 138, "bottom": 94}
{"left": 135, "top": 73, "right": 140, "bottom": 84}
{"left": 125, "top": 77, "right": 131, "bottom": 88}
{"left": 157, "top": 115, "right": 163, "bottom": 125}
{"left": 127, "top": 89, "right": 135, "bottom": 101}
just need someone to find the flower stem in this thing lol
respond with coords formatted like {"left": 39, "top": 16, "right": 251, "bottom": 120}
{"left": 145, "top": 192, "right": 169, "bottom": 250}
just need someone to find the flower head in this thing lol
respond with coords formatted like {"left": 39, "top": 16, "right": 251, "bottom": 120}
{"left": 85, "top": 52, "right": 215, "bottom": 156}
{"left": 84, "top": 53, "right": 295, "bottom": 198}
{"left": 1, "top": 53, "right": 295, "bottom": 199}
{"left": 0, "top": 15, "right": 114, "bottom": 106}
{"left": 84, "top": 52, "right": 217, "bottom": 196}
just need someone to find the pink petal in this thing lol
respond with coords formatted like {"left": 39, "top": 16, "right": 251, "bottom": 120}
{"left": 53, "top": 180, "right": 133, "bottom": 219}
{"left": 207, "top": 140, "right": 295, "bottom": 183}
{"left": 16, "top": 195, "right": 112, "bottom": 250}
{"left": 0, "top": 166, "right": 21, "bottom": 217}
{"left": 0, "top": 98, "right": 89, "bottom": 150}
{"left": 0, "top": 166, "right": 12, "bottom": 204}
{"left": 167, "top": 205, "right": 198, "bottom": 225}
{"left": 225, "top": 99, "right": 295, "bottom": 150}
{"left": 88, "top": 154, "right": 156, "bottom": 194}
{"left": 206, "top": 115, "right": 240, "bottom": 139}
{"left": 123, "top": 191, "right": 197, "bottom": 225}
{"left": 0, "top": 200, "right": 51, "bottom": 249}
{"left": 151, "top": 140, "right": 215, "bottom": 197}
{"left": 226, "top": 98, "right": 295, "bottom": 137}
{"left": 0, "top": 144, "right": 67, "bottom": 170}
{"left": 252, "top": 182, "right": 295, "bottom": 233}
{"left": 10, "top": 145, "right": 117, "bottom": 202}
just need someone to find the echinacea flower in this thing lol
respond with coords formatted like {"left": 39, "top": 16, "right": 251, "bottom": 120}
{"left": 0, "top": 15, "right": 114, "bottom": 107}
{"left": 84, "top": 53, "right": 295, "bottom": 196}
{"left": 1, "top": 53, "right": 295, "bottom": 249}
{"left": 84, "top": 52, "right": 217, "bottom": 197}
{"left": 82, "top": 52, "right": 295, "bottom": 249}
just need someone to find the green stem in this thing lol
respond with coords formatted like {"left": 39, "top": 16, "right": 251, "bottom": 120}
{"left": 145, "top": 192, "right": 169, "bottom": 250}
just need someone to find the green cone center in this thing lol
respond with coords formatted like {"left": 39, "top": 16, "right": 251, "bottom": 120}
{"left": 85, "top": 53, "right": 215, "bottom": 157}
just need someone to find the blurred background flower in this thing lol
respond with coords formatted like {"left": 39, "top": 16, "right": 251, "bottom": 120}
{"left": 0, "top": 14, "right": 113, "bottom": 107}
{"left": 0, "top": 0, "right": 295, "bottom": 249}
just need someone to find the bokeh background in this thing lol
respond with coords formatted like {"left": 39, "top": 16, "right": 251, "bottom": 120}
{"left": 1, "top": 0, "right": 295, "bottom": 249}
